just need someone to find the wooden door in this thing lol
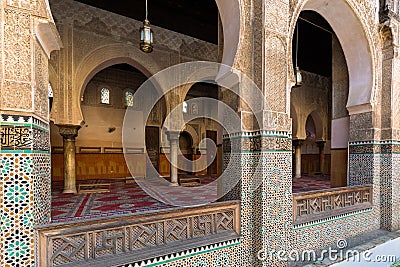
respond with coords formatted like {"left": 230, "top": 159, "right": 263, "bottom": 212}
{"left": 145, "top": 126, "right": 159, "bottom": 171}
{"left": 206, "top": 130, "right": 217, "bottom": 175}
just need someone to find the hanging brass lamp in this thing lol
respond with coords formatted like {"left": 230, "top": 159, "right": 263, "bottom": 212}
{"left": 140, "top": 0, "right": 153, "bottom": 53}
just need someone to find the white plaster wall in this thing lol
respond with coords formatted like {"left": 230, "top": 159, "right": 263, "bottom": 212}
{"left": 331, "top": 117, "right": 350, "bottom": 149}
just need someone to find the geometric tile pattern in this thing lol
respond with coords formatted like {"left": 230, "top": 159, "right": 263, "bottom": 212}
{"left": 0, "top": 114, "right": 51, "bottom": 267}
{"left": 0, "top": 115, "right": 395, "bottom": 265}
{"left": 289, "top": 142, "right": 381, "bottom": 260}
{"left": 119, "top": 241, "right": 239, "bottom": 267}
{"left": 1, "top": 122, "right": 387, "bottom": 267}
{"left": 162, "top": 135, "right": 382, "bottom": 267}
{"left": 1, "top": 153, "right": 35, "bottom": 267}
{"left": 116, "top": 131, "right": 294, "bottom": 267}
{"left": 378, "top": 146, "right": 400, "bottom": 231}
{"left": 350, "top": 141, "right": 400, "bottom": 231}
{"left": 148, "top": 133, "right": 383, "bottom": 267}
{"left": 223, "top": 132, "right": 293, "bottom": 267}
{"left": 287, "top": 142, "right": 381, "bottom": 258}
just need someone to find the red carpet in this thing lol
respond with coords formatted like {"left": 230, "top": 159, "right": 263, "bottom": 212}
{"left": 51, "top": 175, "right": 329, "bottom": 222}
{"left": 51, "top": 175, "right": 218, "bottom": 223}
{"left": 292, "top": 175, "right": 331, "bottom": 193}
{"left": 51, "top": 179, "right": 172, "bottom": 222}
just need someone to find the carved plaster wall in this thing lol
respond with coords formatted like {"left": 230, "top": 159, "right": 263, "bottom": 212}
{"left": 289, "top": 0, "right": 381, "bottom": 124}
{"left": 291, "top": 71, "right": 331, "bottom": 141}
{"left": 48, "top": 0, "right": 219, "bottom": 126}
{"left": 0, "top": 0, "right": 60, "bottom": 266}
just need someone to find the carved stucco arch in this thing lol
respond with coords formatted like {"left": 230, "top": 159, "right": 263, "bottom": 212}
{"left": 291, "top": 102, "right": 328, "bottom": 140}
{"left": 48, "top": 63, "right": 58, "bottom": 120}
{"left": 309, "top": 110, "right": 326, "bottom": 141}
{"left": 181, "top": 124, "right": 200, "bottom": 148}
{"left": 74, "top": 44, "right": 163, "bottom": 125}
{"left": 291, "top": 103, "right": 299, "bottom": 138}
{"left": 72, "top": 0, "right": 242, "bottom": 125}
{"left": 215, "top": 0, "right": 241, "bottom": 69}
{"left": 288, "top": 0, "right": 379, "bottom": 115}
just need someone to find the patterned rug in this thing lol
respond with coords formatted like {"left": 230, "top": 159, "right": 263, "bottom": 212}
{"left": 137, "top": 175, "right": 219, "bottom": 207}
{"left": 292, "top": 175, "right": 331, "bottom": 193}
{"left": 51, "top": 179, "right": 172, "bottom": 222}
{"left": 51, "top": 175, "right": 218, "bottom": 223}
{"left": 52, "top": 175, "right": 329, "bottom": 222}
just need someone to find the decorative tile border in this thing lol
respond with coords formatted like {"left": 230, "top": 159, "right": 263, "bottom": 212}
{"left": 293, "top": 209, "right": 374, "bottom": 230}
{"left": 223, "top": 131, "right": 292, "bottom": 153}
{"left": 1, "top": 114, "right": 49, "bottom": 130}
{"left": 1, "top": 114, "right": 50, "bottom": 153}
{"left": 349, "top": 141, "right": 400, "bottom": 154}
{"left": 119, "top": 238, "right": 241, "bottom": 267}
{"left": 224, "top": 130, "right": 292, "bottom": 139}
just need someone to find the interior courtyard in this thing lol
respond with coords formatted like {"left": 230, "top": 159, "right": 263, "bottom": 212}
{"left": 1, "top": 0, "right": 400, "bottom": 266}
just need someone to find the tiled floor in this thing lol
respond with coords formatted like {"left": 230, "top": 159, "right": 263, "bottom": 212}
{"left": 51, "top": 174, "right": 331, "bottom": 222}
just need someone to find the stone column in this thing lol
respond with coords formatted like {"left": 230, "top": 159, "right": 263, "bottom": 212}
{"left": 59, "top": 126, "right": 80, "bottom": 193}
{"left": 316, "top": 140, "right": 326, "bottom": 174}
{"left": 293, "top": 140, "right": 303, "bottom": 178}
{"left": 375, "top": 22, "right": 400, "bottom": 231}
{"left": 167, "top": 131, "right": 180, "bottom": 185}
{"left": 0, "top": 1, "right": 62, "bottom": 265}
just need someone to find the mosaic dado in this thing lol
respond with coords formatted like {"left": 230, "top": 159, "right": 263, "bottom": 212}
{"left": 119, "top": 239, "right": 240, "bottom": 267}
{"left": 0, "top": 153, "right": 52, "bottom": 267}
{"left": 349, "top": 141, "right": 400, "bottom": 154}
{"left": 223, "top": 131, "right": 292, "bottom": 153}
{"left": 0, "top": 113, "right": 51, "bottom": 266}
{"left": 0, "top": 114, "right": 50, "bottom": 152}
{"left": 293, "top": 185, "right": 373, "bottom": 225}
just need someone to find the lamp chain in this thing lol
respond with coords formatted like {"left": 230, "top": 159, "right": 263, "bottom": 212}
{"left": 295, "top": 21, "right": 299, "bottom": 68}
{"left": 145, "top": 0, "right": 148, "bottom": 20}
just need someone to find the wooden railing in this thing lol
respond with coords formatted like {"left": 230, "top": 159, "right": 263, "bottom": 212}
{"left": 293, "top": 185, "right": 373, "bottom": 225}
{"left": 36, "top": 201, "right": 240, "bottom": 267}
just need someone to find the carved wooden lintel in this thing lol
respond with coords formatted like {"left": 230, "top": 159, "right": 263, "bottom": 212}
{"left": 293, "top": 185, "right": 373, "bottom": 225}
{"left": 36, "top": 201, "right": 241, "bottom": 267}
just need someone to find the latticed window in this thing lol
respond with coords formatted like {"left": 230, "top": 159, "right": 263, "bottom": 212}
{"left": 125, "top": 91, "right": 134, "bottom": 107}
{"left": 48, "top": 83, "right": 53, "bottom": 98}
{"left": 101, "top": 88, "right": 110, "bottom": 104}
{"left": 182, "top": 101, "right": 188, "bottom": 113}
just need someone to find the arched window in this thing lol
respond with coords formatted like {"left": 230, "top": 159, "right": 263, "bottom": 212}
{"left": 48, "top": 83, "right": 54, "bottom": 112}
{"left": 48, "top": 83, "right": 53, "bottom": 98}
{"left": 182, "top": 101, "right": 188, "bottom": 113}
{"left": 101, "top": 87, "right": 110, "bottom": 104}
{"left": 125, "top": 91, "right": 134, "bottom": 107}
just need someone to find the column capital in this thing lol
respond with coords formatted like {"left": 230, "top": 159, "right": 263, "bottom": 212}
{"left": 166, "top": 130, "right": 180, "bottom": 141}
{"left": 292, "top": 139, "right": 304, "bottom": 147}
{"left": 316, "top": 140, "right": 326, "bottom": 147}
{"left": 58, "top": 125, "right": 80, "bottom": 140}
